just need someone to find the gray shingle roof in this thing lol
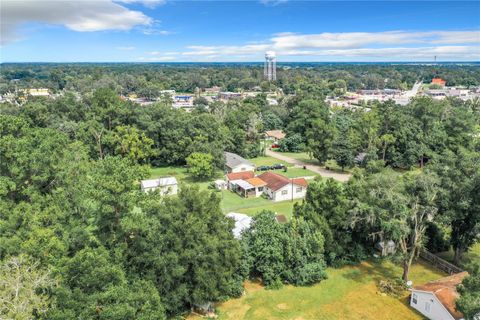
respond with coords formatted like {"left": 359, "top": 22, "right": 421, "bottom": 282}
{"left": 224, "top": 152, "right": 254, "bottom": 169}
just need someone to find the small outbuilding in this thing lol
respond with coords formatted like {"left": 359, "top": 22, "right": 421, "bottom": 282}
{"left": 214, "top": 179, "right": 227, "bottom": 190}
{"left": 375, "top": 240, "right": 396, "bottom": 256}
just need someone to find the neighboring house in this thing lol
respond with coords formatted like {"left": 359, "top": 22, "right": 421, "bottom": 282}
{"left": 230, "top": 177, "right": 267, "bottom": 198}
{"left": 225, "top": 171, "right": 255, "bottom": 189}
{"left": 226, "top": 212, "right": 253, "bottom": 239}
{"left": 224, "top": 152, "right": 255, "bottom": 173}
{"left": 257, "top": 172, "right": 308, "bottom": 202}
{"left": 410, "top": 272, "right": 469, "bottom": 320}
{"left": 140, "top": 177, "right": 178, "bottom": 195}
{"left": 431, "top": 78, "right": 447, "bottom": 87}
{"left": 264, "top": 130, "right": 286, "bottom": 142}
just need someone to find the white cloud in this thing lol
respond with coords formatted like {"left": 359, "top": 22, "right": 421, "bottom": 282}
{"left": 1, "top": 0, "right": 153, "bottom": 45}
{"left": 179, "top": 30, "right": 480, "bottom": 61}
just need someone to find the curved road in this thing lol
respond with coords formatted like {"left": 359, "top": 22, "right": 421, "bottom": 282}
{"left": 265, "top": 149, "right": 351, "bottom": 182}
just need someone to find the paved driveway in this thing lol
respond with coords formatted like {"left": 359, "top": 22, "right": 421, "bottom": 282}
{"left": 265, "top": 149, "right": 351, "bottom": 182}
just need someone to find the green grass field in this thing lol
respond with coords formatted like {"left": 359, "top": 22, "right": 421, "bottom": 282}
{"left": 190, "top": 259, "right": 446, "bottom": 320}
{"left": 249, "top": 156, "right": 293, "bottom": 167}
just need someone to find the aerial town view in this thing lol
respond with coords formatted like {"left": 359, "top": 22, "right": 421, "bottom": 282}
{"left": 1, "top": 1, "right": 479, "bottom": 319}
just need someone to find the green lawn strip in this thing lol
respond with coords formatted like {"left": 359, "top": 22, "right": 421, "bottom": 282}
{"left": 212, "top": 259, "right": 446, "bottom": 320}
{"left": 236, "top": 200, "right": 301, "bottom": 219}
{"left": 249, "top": 156, "right": 293, "bottom": 167}
{"left": 260, "top": 167, "right": 318, "bottom": 178}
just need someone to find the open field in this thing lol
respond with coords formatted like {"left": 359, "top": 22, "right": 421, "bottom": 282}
{"left": 190, "top": 259, "right": 446, "bottom": 320}
{"left": 236, "top": 200, "right": 301, "bottom": 219}
{"left": 250, "top": 156, "right": 294, "bottom": 167}
{"left": 437, "top": 242, "right": 480, "bottom": 269}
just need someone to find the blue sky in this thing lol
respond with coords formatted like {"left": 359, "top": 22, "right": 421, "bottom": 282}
{"left": 1, "top": 0, "right": 479, "bottom": 62}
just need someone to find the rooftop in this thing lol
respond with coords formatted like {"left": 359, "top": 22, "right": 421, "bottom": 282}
{"left": 226, "top": 171, "right": 255, "bottom": 181}
{"left": 141, "top": 176, "right": 178, "bottom": 189}
{"left": 413, "top": 271, "right": 469, "bottom": 320}
{"left": 265, "top": 130, "right": 286, "bottom": 140}
{"left": 224, "top": 152, "right": 255, "bottom": 170}
{"left": 258, "top": 172, "right": 308, "bottom": 191}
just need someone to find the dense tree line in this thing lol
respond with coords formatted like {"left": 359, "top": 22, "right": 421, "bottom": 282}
{"left": 1, "top": 64, "right": 479, "bottom": 318}
{"left": 2, "top": 63, "right": 479, "bottom": 96}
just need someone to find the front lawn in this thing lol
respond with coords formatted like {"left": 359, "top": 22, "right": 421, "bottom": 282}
{"left": 249, "top": 156, "right": 293, "bottom": 167}
{"left": 236, "top": 200, "right": 301, "bottom": 219}
{"left": 260, "top": 167, "right": 318, "bottom": 178}
{"left": 190, "top": 259, "right": 446, "bottom": 320}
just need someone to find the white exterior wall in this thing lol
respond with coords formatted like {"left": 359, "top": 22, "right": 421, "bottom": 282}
{"left": 143, "top": 184, "right": 178, "bottom": 195}
{"left": 230, "top": 164, "right": 255, "bottom": 173}
{"left": 410, "top": 290, "right": 456, "bottom": 320}
{"left": 268, "top": 184, "right": 307, "bottom": 202}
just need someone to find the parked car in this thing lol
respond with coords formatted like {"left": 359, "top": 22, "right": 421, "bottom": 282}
{"left": 256, "top": 165, "right": 271, "bottom": 171}
{"left": 271, "top": 163, "right": 285, "bottom": 170}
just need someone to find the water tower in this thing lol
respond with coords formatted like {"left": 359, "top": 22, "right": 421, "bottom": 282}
{"left": 264, "top": 51, "right": 276, "bottom": 81}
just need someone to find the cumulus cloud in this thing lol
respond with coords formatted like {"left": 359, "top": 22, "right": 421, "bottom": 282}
{"left": 178, "top": 30, "right": 480, "bottom": 61}
{"left": 1, "top": 0, "right": 153, "bottom": 45}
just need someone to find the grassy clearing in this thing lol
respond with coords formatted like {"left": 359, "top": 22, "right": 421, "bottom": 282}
{"left": 190, "top": 259, "right": 445, "bottom": 320}
{"left": 236, "top": 200, "right": 301, "bottom": 219}
{"left": 437, "top": 242, "right": 480, "bottom": 269}
{"left": 250, "top": 156, "right": 293, "bottom": 167}
{"left": 262, "top": 167, "right": 318, "bottom": 178}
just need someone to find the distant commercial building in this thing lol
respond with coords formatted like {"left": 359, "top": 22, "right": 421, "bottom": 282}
{"left": 27, "top": 88, "right": 50, "bottom": 96}
{"left": 219, "top": 92, "right": 242, "bottom": 100}
{"left": 172, "top": 95, "right": 194, "bottom": 108}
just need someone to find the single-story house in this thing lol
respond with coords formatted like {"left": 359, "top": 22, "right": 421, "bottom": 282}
{"left": 257, "top": 172, "right": 308, "bottom": 202}
{"left": 225, "top": 171, "right": 255, "bottom": 190}
{"left": 226, "top": 212, "right": 253, "bottom": 239}
{"left": 224, "top": 152, "right": 255, "bottom": 173}
{"left": 230, "top": 177, "right": 267, "bottom": 198}
{"left": 410, "top": 272, "right": 469, "bottom": 320}
{"left": 264, "top": 130, "right": 286, "bottom": 142}
{"left": 140, "top": 176, "right": 178, "bottom": 195}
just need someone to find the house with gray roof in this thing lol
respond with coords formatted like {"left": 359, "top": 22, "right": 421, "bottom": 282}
{"left": 224, "top": 152, "right": 255, "bottom": 173}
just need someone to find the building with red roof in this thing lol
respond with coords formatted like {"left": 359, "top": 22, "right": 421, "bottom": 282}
{"left": 431, "top": 78, "right": 447, "bottom": 87}
{"left": 257, "top": 172, "right": 308, "bottom": 201}
{"left": 410, "top": 272, "right": 468, "bottom": 320}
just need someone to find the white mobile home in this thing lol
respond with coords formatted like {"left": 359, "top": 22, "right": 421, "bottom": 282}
{"left": 141, "top": 177, "right": 178, "bottom": 195}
